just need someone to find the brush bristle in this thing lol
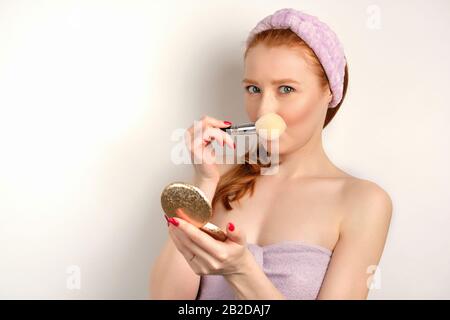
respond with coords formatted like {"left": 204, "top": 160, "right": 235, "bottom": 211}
{"left": 255, "top": 113, "right": 287, "bottom": 140}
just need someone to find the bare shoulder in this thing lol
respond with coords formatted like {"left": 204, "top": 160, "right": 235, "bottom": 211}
{"left": 340, "top": 177, "right": 393, "bottom": 233}
{"left": 342, "top": 178, "right": 393, "bottom": 211}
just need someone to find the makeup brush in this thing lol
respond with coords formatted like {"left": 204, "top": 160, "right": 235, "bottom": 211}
{"left": 220, "top": 112, "right": 287, "bottom": 140}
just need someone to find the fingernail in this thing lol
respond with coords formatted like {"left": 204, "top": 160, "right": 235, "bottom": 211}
{"left": 164, "top": 215, "right": 170, "bottom": 226}
{"left": 168, "top": 217, "right": 179, "bottom": 227}
{"left": 227, "top": 222, "right": 235, "bottom": 232}
{"left": 224, "top": 121, "right": 232, "bottom": 126}
{"left": 233, "top": 142, "right": 236, "bottom": 149}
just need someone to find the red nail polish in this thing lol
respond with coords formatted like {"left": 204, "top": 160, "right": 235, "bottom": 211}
{"left": 233, "top": 142, "right": 236, "bottom": 149}
{"left": 224, "top": 121, "right": 232, "bottom": 126}
{"left": 227, "top": 222, "right": 235, "bottom": 232}
{"left": 168, "top": 217, "right": 179, "bottom": 227}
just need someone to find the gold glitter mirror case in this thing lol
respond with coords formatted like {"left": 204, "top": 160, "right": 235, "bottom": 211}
{"left": 160, "top": 182, "right": 227, "bottom": 241}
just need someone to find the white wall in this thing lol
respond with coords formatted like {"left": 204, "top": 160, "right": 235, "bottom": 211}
{"left": 0, "top": 0, "right": 449, "bottom": 299}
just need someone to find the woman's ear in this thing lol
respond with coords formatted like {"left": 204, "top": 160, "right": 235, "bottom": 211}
{"left": 324, "top": 87, "right": 333, "bottom": 106}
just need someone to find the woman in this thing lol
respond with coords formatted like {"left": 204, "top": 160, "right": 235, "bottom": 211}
{"left": 150, "top": 8, "right": 392, "bottom": 300}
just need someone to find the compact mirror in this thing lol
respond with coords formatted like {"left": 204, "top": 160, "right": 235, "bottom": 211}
{"left": 160, "top": 181, "right": 227, "bottom": 241}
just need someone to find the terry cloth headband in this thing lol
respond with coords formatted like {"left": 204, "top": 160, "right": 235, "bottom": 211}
{"left": 246, "top": 8, "right": 347, "bottom": 108}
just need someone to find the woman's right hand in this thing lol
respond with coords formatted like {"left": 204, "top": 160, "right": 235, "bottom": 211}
{"left": 185, "top": 115, "right": 235, "bottom": 183}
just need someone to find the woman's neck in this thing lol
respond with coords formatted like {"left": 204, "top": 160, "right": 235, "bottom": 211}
{"left": 266, "top": 131, "right": 340, "bottom": 180}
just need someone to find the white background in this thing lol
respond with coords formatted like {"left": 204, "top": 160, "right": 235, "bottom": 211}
{"left": 0, "top": 0, "right": 449, "bottom": 299}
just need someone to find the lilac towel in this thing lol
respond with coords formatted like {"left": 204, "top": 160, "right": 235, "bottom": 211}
{"left": 196, "top": 241, "right": 332, "bottom": 300}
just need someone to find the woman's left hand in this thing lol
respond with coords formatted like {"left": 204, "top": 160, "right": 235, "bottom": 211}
{"left": 165, "top": 215, "right": 251, "bottom": 276}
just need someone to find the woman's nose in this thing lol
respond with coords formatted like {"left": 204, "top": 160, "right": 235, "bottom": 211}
{"left": 257, "top": 93, "right": 278, "bottom": 118}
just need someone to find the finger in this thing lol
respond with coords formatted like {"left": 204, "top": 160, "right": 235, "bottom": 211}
{"left": 168, "top": 226, "right": 194, "bottom": 258}
{"left": 225, "top": 222, "right": 246, "bottom": 246}
{"left": 191, "top": 127, "right": 224, "bottom": 149}
{"left": 187, "top": 120, "right": 234, "bottom": 149}
{"left": 171, "top": 223, "right": 218, "bottom": 267}
{"left": 163, "top": 214, "right": 170, "bottom": 226}
{"left": 185, "top": 121, "right": 209, "bottom": 151}
{"left": 189, "top": 136, "right": 216, "bottom": 165}
{"left": 207, "top": 127, "right": 234, "bottom": 150}
{"left": 221, "top": 130, "right": 235, "bottom": 150}
{"left": 169, "top": 227, "right": 209, "bottom": 273}
{"left": 171, "top": 217, "right": 224, "bottom": 259}
{"left": 202, "top": 127, "right": 225, "bottom": 147}
{"left": 168, "top": 223, "right": 192, "bottom": 253}
{"left": 199, "top": 115, "right": 232, "bottom": 129}
{"left": 186, "top": 116, "right": 232, "bottom": 148}
{"left": 197, "top": 127, "right": 234, "bottom": 150}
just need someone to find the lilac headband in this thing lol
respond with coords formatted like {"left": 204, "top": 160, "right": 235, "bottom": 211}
{"left": 246, "top": 8, "right": 347, "bottom": 108}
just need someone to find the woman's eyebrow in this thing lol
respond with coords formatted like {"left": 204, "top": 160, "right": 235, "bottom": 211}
{"left": 242, "top": 78, "right": 300, "bottom": 85}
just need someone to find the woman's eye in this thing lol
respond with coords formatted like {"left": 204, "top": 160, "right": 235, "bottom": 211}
{"left": 245, "top": 85, "right": 260, "bottom": 94}
{"left": 245, "top": 85, "right": 295, "bottom": 94}
{"left": 279, "top": 86, "right": 295, "bottom": 94}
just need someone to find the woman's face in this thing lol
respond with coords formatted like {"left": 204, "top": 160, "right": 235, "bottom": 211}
{"left": 243, "top": 44, "right": 332, "bottom": 154}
